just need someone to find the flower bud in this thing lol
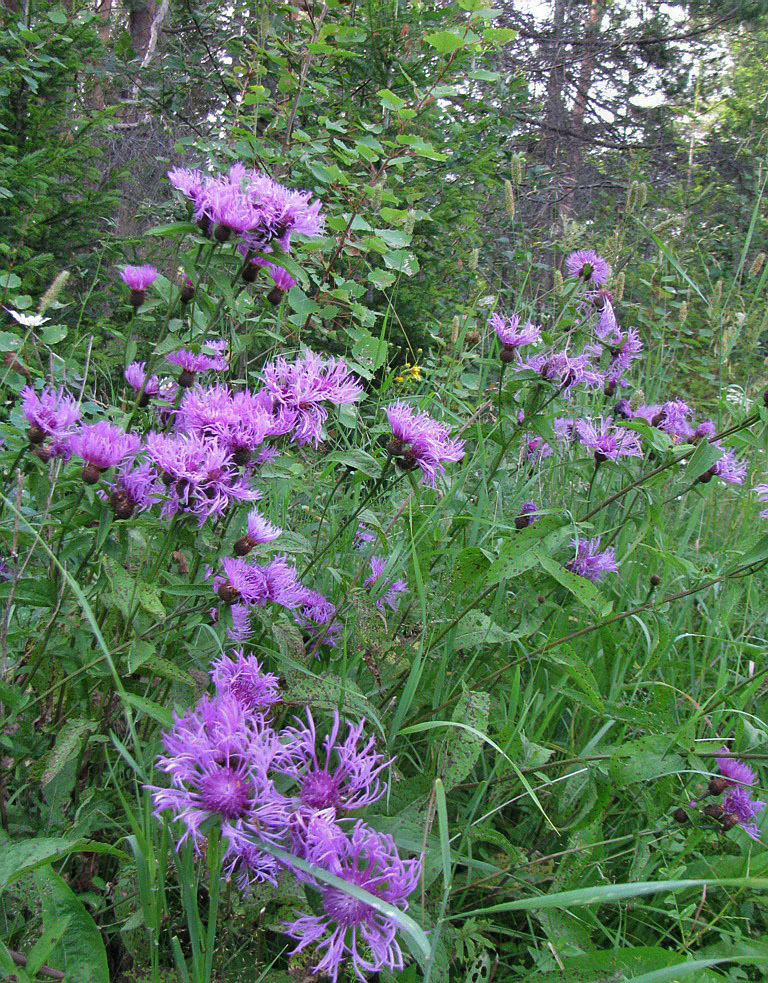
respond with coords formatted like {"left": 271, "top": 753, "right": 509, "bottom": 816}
{"left": 267, "top": 286, "right": 284, "bottom": 306}
{"left": 397, "top": 451, "right": 418, "bottom": 472}
{"left": 673, "top": 807, "right": 689, "bottom": 824}
{"left": 179, "top": 369, "right": 196, "bottom": 388}
{"left": 385, "top": 438, "right": 404, "bottom": 458}
{"left": 180, "top": 280, "right": 195, "bottom": 303}
{"left": 649, "top": 573, "right": 661, "bottom": 587}
{"left": 129, "top": 289, "right": 145, "bottom": 308}
{"left": 720, "top": 812, "right": 739, "bottom": 830}
{"left": 698, "top": 467, "right": 715, "bottom": 484}
{"left": 749, "top": 252, "right": 766, "bottom": 278}
{"left": 233, "top": 536, "right": 253, "bottom": 557}
{"left": 214, "top": 224, "right": 232, "bottom": 243}
{"left": 500, "top": 347, "right": 516, "bottom": 364}
{"left": 82, "top": 463, "right": 102, "bottom": 485}
{"left": 707, "top": 776, "right": 728, "bottom": 796}
{"left": 27, "top": 424, "right": 46, "bottom": 445}
{"left": 703, "top": 802, "right": 723, "bottom": 820}
{"left": 110, "top": 490, "right": 135, "bottom": 520}
{"left": 217, "top": 584, "right": 240, "bottom": 604}
{"left": 33, "top": 444, "right": 53, "bottom": 463}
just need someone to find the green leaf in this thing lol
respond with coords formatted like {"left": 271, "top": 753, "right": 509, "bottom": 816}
{"left": 442, "top": 689, "right": 490, "bottom": 790}
{"left": 324, "top": 450, "right": 382, "bottom": 477}
{"left": 0, "top": 272, "right": 21, "bottom": 290}
{"left": 123, "top": 693, "right": 173, "bottom": 728}
{"left": 488, "top": 515, "right": 568, "bottom": 583}
{"left": 609, "top": 736, "right": 684, "bottom": 785}
{"left": 395, "top": 135, "right": 447, "bottom": 161}
{"left": 26, "top": 916, "right": 72, "bottom": 978}
{"left": 536, "top": 549, "right": 607, "bottom": 616}
{"left": 483, "top": 27, "right": 517, "bottom": 43}
{"left": 377, "top": 88, "right": 406, "bottom": 110}
{"left": 34, "top": 868, "right": 109, "bottom": 983}
{"left": 368, "top": 269, "right": 397, "bottom": 290}
{"left": 40, "top": 323, "right": 67, "bottom": 345}
{"left": 544, "top": 646, "right": 604, "bottom": 712}
{"left": 425, "top": 30, "right": 469, "bottom": 54}
{"left": 41, "top": 718, "right": 96, "bottom": 786}
{"left": 144, "top": 221, "right": 199, "bottom": 237}
{"left": 0, "top": 838, "right": 126, "bottom": 891}
{"left": 383, "top": 250, "right": 419, "bottom": 275}
{"left": 453, "top": 610, "right": 511, "bottom": 648}
{"left": 450, "top": 547, "right": 491, "bottom": 593}
{"left": 684, "top": 440, "right": 725, "bottom": 483}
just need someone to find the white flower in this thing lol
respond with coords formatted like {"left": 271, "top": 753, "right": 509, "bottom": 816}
{"left": 5, "top": 309, "right": 50, "bottom": 328}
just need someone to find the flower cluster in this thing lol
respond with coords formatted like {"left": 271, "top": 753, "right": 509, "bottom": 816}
{"left": 168, "top": 162, "right": 325, "bottom": 253}
{"left": 683, "top": 750, "right": 765, "bottom": 841}
{"left": 385, "top": 401, "right": 465, "bottom": 487}
{"left": 150, "top": 650, "right": 421, "bottom": 981}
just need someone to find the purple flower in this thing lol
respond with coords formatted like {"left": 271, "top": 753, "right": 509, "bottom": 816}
{"left": 103, "top": 459, "right": 163, "bottom": 518}
{"left": 694, "top": 421, "right": 717, "bottom": 441}
{"left": 294, "top": 590, "right": 342, "bottom": 655}
{"left": 518, "top": 349, "right": 604, "bottom": 396}
{"left": 278, "top": 709, "right": 391, "bottom": 812}
{"left": 565, "top": 537, "right": 618, "bottom": 582}
{"left": 593, "top": 305, "right": 643, "bottom": 388}
{"left": 565, "top": 249, "right": 611, "bottom": 287}
{"left": 710, "top": 447, "right": 747, "bottom": 486}
{"left": 243, "top": 173, "right": 325, "bottom": 251}
{"left": 120, "top": 264, "right": 158, "bottom": 292}
{"left": 211, "top": 649, "right": 281, "bottom": 715}
{"left": 124, "top": 362, "right": 161, "bottom": 404}
{"left": 715, "top": 748, "right": 765, "bottom": 841}
{"left": 284, "top": 820, "right": 421, "bottom": 982}
{"left": 177, "top": 385, "right": 272, "bottom": 461}
{"left": 167, "top": 342, "right": 229, "bottom": 387}
{"left": 250, "top": 257, "right": 297, "bottom": 301}
{"left": 754, "top": 480, "right": 768, "bottom": 518}
{"left": 226, "top": 603, "right": 253, "bottom": 644}
{"left": 145, "top": 431, "right": 260, "bottom": 525}
{"left": 364, "top": 557, "right": 408, "bottom": 612}
{"left": 20, "top": 385, "right": 81, "bottom": 445}
{"left": 149, "top": 695, "right": 289, "bottom": 883}
{"left": 575, "top": 416, "right": 643, "bottom": 463}
{"left": 489, "top": 313, "right": 541, "bottom": 356}
{"left": 261, "top": 351, "right": 363, "bottom": 446}
{"left": 384, "top": 402, "right": 465, "bottom": 487}
{"left": 69, "top": 422, "right": 140, "bottom": 483}
{"left": 168, "top": 166, "right": 206, "bottom": 205}
{"left": 215, "top": 556, "right": 270, "bottom": 606}
{"left": 515, "top": 502, "right": 539, "bottom": 528}
{"left": 525, "top": 435, "right": 553, "bottom": 464}
{"left": 234, "top": 509, "right": 282, "bottom": 556}
{"left": 353, "top": 523, "right": 376, "bottom": 549}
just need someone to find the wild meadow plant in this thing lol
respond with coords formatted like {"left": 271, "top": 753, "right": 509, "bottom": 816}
{"left": 2, "top": 158, "right": 768, "bottom": 981}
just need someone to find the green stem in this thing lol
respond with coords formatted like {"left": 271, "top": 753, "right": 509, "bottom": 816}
{"left": 203, "top": 825, "right": 222, "bottom": 983}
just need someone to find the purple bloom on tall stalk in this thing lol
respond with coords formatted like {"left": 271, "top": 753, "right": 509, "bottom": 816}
{"left": 575, "top": 416, "right": 643, "bottom": 463}
{"left": 124, "top": 362, "right": 161, "bottom": 405}
{"left": 753, "top": 479, "right": 768, "bottom": 518}
{"left": 279, "top": 709, "right": 391, "bottom": 812}
{"left": 694, "top": 421, "right": 717, "bottom": 441}
{"left": 710, "top": 447, "right": 748, "bottom": 486}
{"left": 565, "top": 249, "right": 611, "bottom": 287}
{"left": 166, "top": 341, "right": 229, "bottom": 387}
{"left": 215, "top": 554, "right": 305, "bottom": 611}
{"left": 177, "top": 385, "right": 272, "bottom": 462}
{"left": 518, "top": 349, "right": 604, "bottom": 396}
{"left": 103, "top": 459, "right": 163, "bottom": 518}
{"left": 121, "top": 265, "right": 158, "bottom": 307}
{"left": 149, "top": 695, "right": 289, "bottom": 884}
{"left": 714, "top": 749, "right": 765, "bottom": 840}
{"left": 69, "top": 422, "right": 140, "bottom": 484}
{"left": 167, "top": 166, "right": 206, "bottom": 205}
{"left": 211, "top": 649, "right": 281, "bottom": 715}
{"left": 261, "top": 351, "right": 363, "bottom": 446}
{"left": 226, "top": 603, "right": 253, "bottom": 644}
{"left": 248, "top": 257, "right": 297, "bottom": 303}
{"left": 234, "top": 509, "right": 282, "bottom": 556}
{"left": 294, "top": 590, "right": 342, "bottom": 655}
{"left": 364, "top": 557, "right": 408, "bottom": 612}
{"left": 20, "top": 385, "right": 81, "bottom": 445}
{"left": 284, "top": 820, "right": 421, "bottom": 982}
{"left": 384, "top": 402, "right": 465, "bottom": 487}
{"left": 353, "top": 523, "right": 376, "bottom": 549}
{"left": 489, "top": 313, "right": 540, "bottom": 361}
{"left": 524, "top": 435, "right": 553, "bottom": 464}
{"left": 565, "top": 537, "right": 618, "bottom": 582}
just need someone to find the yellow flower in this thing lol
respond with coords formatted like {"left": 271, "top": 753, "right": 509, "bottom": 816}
{"left": 395, "top": 376, "right": 404, "bottom": 384}
{"left": 408, "top": 365, "right": 423, "bottom": 380}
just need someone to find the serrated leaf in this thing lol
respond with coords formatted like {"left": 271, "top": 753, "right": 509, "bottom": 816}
{"left": 382, "top": 250, "right": 419, "bottom": 276}
{"left": 282, "top": 674, "right": 384, "bottom": 737}
{"left": 123, "top": 693, "right": 173, "bottom": 728}
{"left": 0, "top": 838, "right": 126, "bottom": 890}
{"left": 127, "top": 640, "right": 154, "bottom": 674}
{"left": 609, "top": 736, "right": 684, "bottom": 785}
{"left": 140, "top": 654, "right": 195, "bottom": 686}
{"left": 425, "top": 30, "right": 468, "bottom": 53}
{"left": 442, "top": 689, "right": 490, "bottom": 790}
{"left": 543, "top": 646, "right": 604, "bottom": 712}
{"left": 377, "top": 88, "right": 406, "bottom": 110}
{"left": 41, "top": 718, "right": 96, "bottom": 785}
{"left": 34, "top": 868, "right": 109, "bottom": 982}
{"left": 684, "top": 440, "right": 725, "bottom": 483}
{"left": 368, "top": 269, "right": 397, "bottom": 289}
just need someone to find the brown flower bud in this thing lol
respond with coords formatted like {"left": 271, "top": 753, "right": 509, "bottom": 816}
{"left": 178, "top": 368, "right": 196, "bottom": 388}
{"left": 214, "top": 224, "right": 232, "bottom": 243}
{"left": 649, "top": 573, "right": 661, "bottom": 587}
{"left": 81, "top": 463, "right": 102, "bottom": 485}
{"left": 180, "top": 282, "right": 195, "bottom": 303}
{"left": 27, "top": 424, "right": 46, "bottom": 445}
{"left": 707, "top": 776, "right": 728, "bottom": 796}
{"left": 499, "top": 347, "right": 516, "bottom": 364}
{"left": 217, "top": 584, "right": 240, "bottom": 604}
{"left": 267, "top": 286, "right": 284, "bottom": 306}
{"left": 129, "top": 289, "right": 145, "bottom": 308}
{"left": 233, "top": 536, "right": 253, "bottom": 557}
{"left": 703, "top": 803, "right": 724, "bottom": 820}
{"left": 673, "top": 807, "right": 689, "bottom": 824}
{"left": 720, "top": 812, "right": 739, "bottom": 831}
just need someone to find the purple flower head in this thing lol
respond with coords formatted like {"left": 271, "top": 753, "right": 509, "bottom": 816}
{"left": 168, "top": 167, "right": 206, "bottom": 204}
{"left": 294, "top": 590, "right": 342, "bottom": 655}
{"left": 364, "top": 556, "right": 408, "bottom": 612}
{"left": 711, "top": 447, "right": 747, "bottom": 486}
{"left": 519, "top": 349, "right": 604, "bottom": 396}
{"left": 262, "top": 554, "right": 307, "bottom": 611}
{"left": 566, "top": 249, "right": 611, "bottom": 287}
{"left": 515, "top": 502, "right": 539, "bottom": 528}
{"left": 250, "top": 257, "right": 297, "bottom": 299}
{"left": 489, "top": 313, "right": 541, "bottom": 353}
{"left": 656, "top": 400, "right": 694, "bottom": 441}
{"left": 284, "top": 820, "right": 421, "bottom": 983}
{"left": 124, "top": 361, "right": 161, "bottom": 403}
{"left": 353, "top": 523, "right": 376, "bottom": 549}
{"left": 715, "top": 749, "right": 765, "bottom": 841}
{"left": 384, "top": 402, "right": 465, "bottom": 487}
{"left": 166, "top": 341, "right": 228, "bottom": 386}
{"left": 574, "top": 416, "right": 643, "bottom": 463}
{"left": 243, "top": 509, "right": 282, "bottom": 547}
{"left": 525, "top": 435, "right": 553, "bottom": 464}
{"left": 288, "top": 807, "right": 350, "bottom": 870}
{"left": 120, "top": 265, "right": 158, "bottom": 292}
{"left": 145, "top": 431, "right": 260, "bottom": 525}
{"left": 207, "top": 183, "right": 262, "bottom": 240}
{"left": 261, "top": 351, "right": 363, "bottom": 446}
{"left": 103, "top": 459, "right": 163, "bottom": 518}
{"left": 279, "top": 709, "right": 391, "bottom": 812}
{"left": 210, "top": 649, "right": 281, "bottom": 715}
{"left": 69, "top": 422, "right": 140, "bottom": 482}
{"left": 226, "top": 603, "right": 253, "bottom": 644}
{"left": 694, "top": 421, "right": 717, "bottom": 441}
{"left": 177, "top": 385, "right": 272, "bottom": 461}
{"left": 754, "top": 480, "right": 768, "bottom": 519}
{"left": 149, "top": 695, "right": 289, "bottom": 881}
{"left": 215, "top": 556, "right": 270, "bottom": 606}
{"left": 20, "top": 385, "right": 81, "bottom": 444}
{"left": 244, "top": 174, "right": 325, "bottom": 251}
{"left": 565, "top": 537, "right": 618, "bottom": 582}
{"left": 614, "top": 399, "right": 633, "bottom": 420}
